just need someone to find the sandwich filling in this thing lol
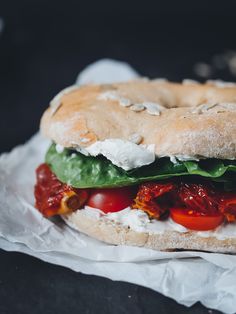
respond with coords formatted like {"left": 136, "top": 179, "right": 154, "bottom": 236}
{"left": 34, "top": 143, "right": 236, "bottom": 232}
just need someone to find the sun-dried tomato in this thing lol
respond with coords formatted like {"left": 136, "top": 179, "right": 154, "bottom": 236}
{"left": 219, "top": 194, "right": 236, "bottom": 222}
{"left": 132, "top": 182, "right": 176, "bottom": 219}
{"left": 34, "top": 163, "right": 89, "bottom": 217}
{"left": 131, "top": 180, "right": 236, "bottom": 222}
{"left": 177, "top": 182, "right": 236, "bottom": 222}
{"left": 178, "top": 182, "right": 220, "bottom": 215}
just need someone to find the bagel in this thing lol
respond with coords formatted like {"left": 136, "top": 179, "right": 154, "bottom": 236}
{"left": 35, "top": 79, "right": 236, "bottom": 253}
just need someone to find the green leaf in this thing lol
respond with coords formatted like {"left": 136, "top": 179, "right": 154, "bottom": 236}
{"left": 184, "top": 160, "right": 229, "bottom": 177}
{"left": 45, "top": 144, "right": 236, "bottom": 189}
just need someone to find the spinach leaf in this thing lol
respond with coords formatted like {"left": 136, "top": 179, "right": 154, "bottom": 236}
{"left": 46, "top": 144, "right": 236, "bottom": 189}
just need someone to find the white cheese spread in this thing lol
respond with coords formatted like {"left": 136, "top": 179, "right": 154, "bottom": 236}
{"left": 57, "top": 139, "right": 201, "bottom": 169}
{"left": 169, "top": 154, "right": 200, "bottom": 163}
{"left": 79, "top": 206, "right": 236, "bottom": 240}
{"left": 85, "top": 139, "right": 155, "bottom": 170}
{"left": 55, "top": 144, "right": 65, "bottom": 154}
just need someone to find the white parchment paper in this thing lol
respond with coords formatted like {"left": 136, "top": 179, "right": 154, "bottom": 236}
{"left": 1, "top": 59, "right": 236, "bottom": 314}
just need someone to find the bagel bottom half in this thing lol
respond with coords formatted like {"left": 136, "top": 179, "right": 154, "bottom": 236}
{"left": 62, "top": 210, "right": 236, "bottom": 253}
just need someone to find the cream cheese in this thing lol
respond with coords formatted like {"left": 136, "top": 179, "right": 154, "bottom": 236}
{"left": 79, "top": 206, "right": 236, "bottom": 240}
{"left": 169, "top": 154, "right": 200, "bottom": 164}
{"left": 59, "top": 138, "right": 201, "bottom": 169}
{"left": 55, "top": 144, "right": 65, "bottom": 154}
{"left": 85, "top": 139, "right": 155, "bottom": 170}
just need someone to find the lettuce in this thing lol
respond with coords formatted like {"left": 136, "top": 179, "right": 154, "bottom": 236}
{"left": 45, "top": 144, "right": 236, "bottom": 190}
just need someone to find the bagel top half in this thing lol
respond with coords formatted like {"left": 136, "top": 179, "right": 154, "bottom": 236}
{"left": 40, "top": 79, "right": 236, "bottom": 160}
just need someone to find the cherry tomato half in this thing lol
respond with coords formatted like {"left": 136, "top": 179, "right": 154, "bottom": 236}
{"left": 87, "top": 186, "right": 136, "bottom": 213}
{"left": 170, "top": 207, "right": 224, "bottom": 231}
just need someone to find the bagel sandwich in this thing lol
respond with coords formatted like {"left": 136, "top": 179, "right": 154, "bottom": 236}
{"left": 34, "top": 79, "right": 236, "bottom": 253}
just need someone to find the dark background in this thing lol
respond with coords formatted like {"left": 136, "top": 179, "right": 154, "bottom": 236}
{"left": 1, "top": 1, "right": 236, "bottom": 313}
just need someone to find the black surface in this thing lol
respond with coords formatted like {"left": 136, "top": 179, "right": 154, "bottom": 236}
{"left": 1, "top": 1, "right": 236, "bottom": 313}
{"left": 0, "top": 250, "right": 220, "bottom": 314}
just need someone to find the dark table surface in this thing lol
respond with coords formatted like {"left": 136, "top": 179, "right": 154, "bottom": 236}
{"left": 1, "top": 1, "right": 236, "bottom": 313}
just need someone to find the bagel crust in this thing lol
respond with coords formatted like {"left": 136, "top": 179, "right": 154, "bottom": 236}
{"left": 41, "top": 79, "right": 236, "bottom": 160}
{"left": 63, "top": 210, "right": 236, "bottom": 253}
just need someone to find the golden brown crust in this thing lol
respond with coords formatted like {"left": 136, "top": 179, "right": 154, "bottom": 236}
{"left": 63, "top": 210, "right": 236, "bottom": 253}
{"left": 41, "top": 80, "right": 236, "bottom": 159}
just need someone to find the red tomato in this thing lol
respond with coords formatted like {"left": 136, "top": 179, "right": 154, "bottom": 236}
{"left": 87, "top": 187, "right": 136, "bottom": 213}
{"left": 170, "top": 207, "right": 224, "bottom": 231}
